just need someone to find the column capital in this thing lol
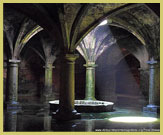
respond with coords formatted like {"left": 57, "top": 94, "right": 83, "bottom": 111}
{"left": 84, "top": 61, "right": 97, "bottom": 68}
{"left": 9, "top": 59, "right": 21, "bottom": 63}
{"left": 147, "top": 58, "right": 157, "bottom": 65}
{"left": 43, "top": 63, "right": 55, "bottom": 69}
{"left": 64, "top": 53, "right": 79, "bottom": 62}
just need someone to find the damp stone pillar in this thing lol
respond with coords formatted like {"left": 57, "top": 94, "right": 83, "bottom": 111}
{"left": 143, "top": 58, "right": 159, "bottom": 114}
{"left": 84, "top": 61, "right": 97, "bottom": 100}
{"left": 43, "top": 63, "right": 55, "bottom": 102}
{"left": 6, "top": 59, "right": 20, "bottom": 109}
{"left": 53, "top": 54, "right": 81, "bottom": 121}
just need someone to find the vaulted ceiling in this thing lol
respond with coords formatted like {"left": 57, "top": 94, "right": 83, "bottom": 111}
{"left": 4, "top": 3, "right": 160, "bottom": 60}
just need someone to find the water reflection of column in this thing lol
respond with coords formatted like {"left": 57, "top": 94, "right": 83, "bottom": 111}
{"left": 5, "top": 110, "right": 18, "bottom": 131}
{"left": 43, "top": 110, "right": 51, "bottom": 131}
{"left": 6, "top": 59, "right": 21, "bottom": 109}
{"left": 85, "top": 120, "right": 95, "bottom": 131}
{"left": 84, "top": 61, "right": 97, "bottom": 100}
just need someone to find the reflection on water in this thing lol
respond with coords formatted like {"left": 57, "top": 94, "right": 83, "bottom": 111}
{"left": 85, "top": 120, "right": 95, "bottom": 131}
{"left": 4, "top": 110, "right": 18, "bottom": 131}
{"left": 4, "top": 105, "right": 160, "bottom": 132}
{"left": 43, "top": 112, "right": 51, "bottom": 131}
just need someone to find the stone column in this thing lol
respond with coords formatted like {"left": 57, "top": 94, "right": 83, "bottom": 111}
{"left": 43, "top": 63, "right": 55, "bottom": 102}
{"left": 54, "top": 54, "right": 80, "bottom": 120}
{"left": 147, "top": 58, "right": 157, "bottom": 106}
{"left": 6, "top": 59, "right": 20, "bottom": 109}
{"left": 143, "top": 58, "right": 159, "bottom": 114}
{"left": 84, "top": 61, "right": 97, "bottom": 100}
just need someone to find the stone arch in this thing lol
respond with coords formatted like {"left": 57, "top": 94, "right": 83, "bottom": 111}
{"left": 76, "top": 3, "right": 159, "bottom": 60}
{"left": 95, "top": 24, "right": 150, "bottom": 103}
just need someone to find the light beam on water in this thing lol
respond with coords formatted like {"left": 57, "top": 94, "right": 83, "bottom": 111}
{"left": 109, "top": 116, "right": 158, "bottom": 123}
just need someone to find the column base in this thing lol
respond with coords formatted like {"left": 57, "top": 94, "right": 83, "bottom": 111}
{"left": 143, "top": 104, "right": 160, "bottom": 116}
{"left": 5, "top": 101, "right": 21, "bottom": 110}
{"left": 52, "top": 109, "right": 81, "bottom": 121}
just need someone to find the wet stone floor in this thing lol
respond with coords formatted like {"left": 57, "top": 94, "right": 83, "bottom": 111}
{"left": 4, "top": 105, "right": 160, "bottom": 132}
